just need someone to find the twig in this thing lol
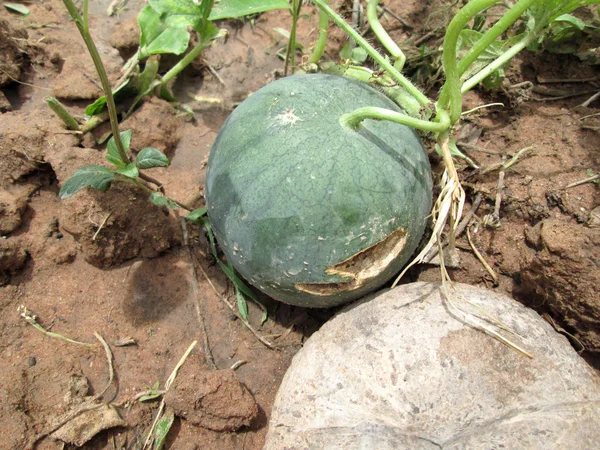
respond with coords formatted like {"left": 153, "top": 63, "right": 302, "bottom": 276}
{"left": 92, "top": 212, "right": 111, "bottom": 241}
{"left": 461, "top": 102, "right": 504, "bottom": 116}
{"left": 439, "top": 285, "right": 532, "bottom": 358}
{"left": 578, "top": 90, "right": 600, "bottom": 108}
{"left": 18, "top": 305, "right": 94, "bottom": 347}
{"left": 466, "top": 225, "right": 498, "bottom": 285}
{"left": 507, "top": 81, "right": 532, "bottom": 90}
{"left": 483, "top": 159, "right": 505, "bottom": 228}
{"left": 414, "top": 29, "right": 438, "bottom": 46}
{"left": 230, "top": 360, "right": 247, "bottom": 370}
{"left": 478, "top": 145, "right": 532, "bottom": 175}
{"left": 533, "top": 89, "right": 598, "bottom": 102}
{"left": 381, "top": 6, "right": 412, "bottom": 28}
{"left": 204, "top": 61, "right": 226, "bottom": 86}
{"left": 537, "top": 76, "right": 600, "bottom": 84}
{"left": 197, "top": 263, "right": 276, "bottom": 350}
{"left": 143, "top": 341, "right": 197, "bottom": 450}
{"left": 424, "top": 193, "right": 482, "bottom": 263}
{"left": 93, "top": 332, "right": 116, "bottom": 401}
{"left": 566, "top": 173, "right": 600, "bottom": 189}
{"left": 181, "top": 218, "right": 217, "bottom": 370}
{"left": 459, "top": 142, "right": 500, "bottom": 155}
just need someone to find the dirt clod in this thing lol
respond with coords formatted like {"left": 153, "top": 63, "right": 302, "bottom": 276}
{"left": 521, "top": 218, "right": 600, "bottom": 354}
{"left": 0, "top": 109, "right": 78, "bottom": 188}
{"left": 60, "top": 183, "right": 181, "bottom": 268}
{"left": 164, "top": 367, "right": 258, "bottom": 431}
{"left": 109, "top": 17, "right": 140, "bottom": 58}
{"left": 53, "top": 52, "right": 121, "bottom": 100}
{"left": 0, "top": 19, "right": 28, "bottom": 87}
{"left": 120, "top": 97, "right": 183, "bottom": 157}
{"left": 0, "top": 237, "right": 27, "bottom": 284}
{"left": 0, "top": 188, "right": 28, "bottom": 234}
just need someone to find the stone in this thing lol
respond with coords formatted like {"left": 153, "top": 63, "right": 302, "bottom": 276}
{"left": 265, "top": 282, "right": 600, "bottom": 449}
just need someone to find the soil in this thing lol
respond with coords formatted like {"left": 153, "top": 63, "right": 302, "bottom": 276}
{"left": 0, "top": 0, "right": 599, "bottom": 449}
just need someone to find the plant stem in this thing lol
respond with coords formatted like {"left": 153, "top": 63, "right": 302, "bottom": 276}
{"left": 461, "top": 33, "right": 532, "bottom": 93}
{"left": 437, "top": 0, "right": 498, "bottom": 124}
{"left": 366, "top": 0, "right": 405, "bottom": 71}
{"left": 44, "top": 97, "right": 80, "bottom": 130}
{"left": 126, "top": 34, "right": 222, "bottom": 118}
{"left": 311, "top": 0, "right": 429, "bottom": 106}
{"left": 340, "top": 107, "right": 450, "bottom": 133}
{"left": 458, "top": 0, "right": 534, "bottom": 77}
{"left": 308, "top": 0, "right": 328, "bottom": 63}
{"left": 161, "top": 37, "right": 217, "bottom": 86}
{"left": 285, "top": 0, "right": 302, "bottom": 75}
{"left": 61, "top": 0, "right": 130, "bottom": 164}
{"left": 132, "top": 179, "right": 193, "bottom": 211}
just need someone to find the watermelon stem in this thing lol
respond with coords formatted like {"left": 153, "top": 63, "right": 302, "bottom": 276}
{"left": 311, "top": 0, "right": 430, "bottom": 107}
{"left": 366, "top": 0, "right": 406, "bottom": 72}
{"left": 308, "top": 0, "right": 329, "bottom": 64}
{"left": 437, "top": 0, "right": 499, "bottom": 125}
{"left": 339, "top": 107, "right": 450, "bottom": 134}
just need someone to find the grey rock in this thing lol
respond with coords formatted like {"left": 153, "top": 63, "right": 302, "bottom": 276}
{"left": 265, "top": 282, "right": 600, "bottom": 449}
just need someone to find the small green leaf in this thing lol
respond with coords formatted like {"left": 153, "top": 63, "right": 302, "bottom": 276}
{"left": 186, "top": 207, "right": 207, "bottom": 223}
{"left": 139, "top": 392, "right": 163, "bottom": 402}
{"left": 152, "top": 408, "right": 175, "bottom": 450}
{"left": 148, "top": 0, "right": 216, "bottom": 34}
{"left": 106, "top": 129, "right": 133, "bottom": 167}
{"left": 149, "top": 192, "right": 180, "bottom": 210}
{"left": 59, "top": 165, "right": 116, "bottom": 199}
{"left": 217, "top": 259, "right": 257, "bottom": 301}
{"left": 3, "top": 3, "right": 29, "bottom": 15}
{"left": 202, "top": 217, "right": 218, "bottom": 257}
{"left": 554, "top": 13, "right": 586, "bottom": 31}
{"left": 138, "top": 6, "right": 190, "bottom": 58}
{"left": 209, "top": 0, "right": 290, "bottom": 20}
{"left": 116, "top": 163, "right": 139, "bottom": 179}
{"left": 235, "top": 284, "right": 248, "bottom": 320}
{"left": 136, "top": 147, "right": 170, "bottom": 169}
{"left": 85, "top": 80, "right": 131, "bottom": 116}
{"left": 158, "top": 84, "right": 177, "bottom": 102}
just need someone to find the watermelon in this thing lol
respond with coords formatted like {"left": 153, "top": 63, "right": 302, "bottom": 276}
{"left": 206, "top": 74, "right": 432, "bottom": 308}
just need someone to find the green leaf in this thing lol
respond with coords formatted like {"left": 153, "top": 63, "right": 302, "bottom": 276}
{"left": 148, "top": 0, "right": 217, "bottom": 34}
{"left": 85, "top": 80, "right": 132, "bottom": 116}
{"left": 529, "top": 0, "right": 600, "bottom": 29}
{"left": 106, "top": 129, "right": 132, "bottom": 167}
{"left": 136, "top": 147, "right": 170, "bottom": 169}
{"left": 138, "top": 6, "right": 190, "bottom": 59}
{"left": 152, "top": 408, "right": 175, "bottom": 450}
{"left": 202, "top": 217, "right": 218, "bottom": 257}
{"left": 3, "top": 3, "right": 29, "bottom": 15}
{"left": 186, "top": 207, "right": 207, "bottom": 223}
{"left": 115, "top": 163, "right": 139, "bottom": 179}
{"left": 555, "top": 13, "right": 586, "bottom": 31}
{"left": 138, "top": 380, "right": 162, "bottom": 402}
{"left": 217, "top": 259, "right": 257, "bottom": 301}
{"left": 59, "top": 165, "right": 116, "bottom": 199}
{"left": 235, "top": 284, "right": 248, "bottom": 320}
{"left": 149, "top": 192, "right": 180, "bottom": 210}
{"left": 209, "top": 0, "right": 290, "bottom": 20}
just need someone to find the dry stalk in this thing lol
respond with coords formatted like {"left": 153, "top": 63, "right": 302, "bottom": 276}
{"left": 181, "top": 218, "right": 217, "bottom": 370}
{"left": 466, "top": 226, "right": 498, "bottom": 284}
{"left": 142, "top": 341, "right": 197, "bottom": 450}
{"left": 392, "top": 134, "right": 465, "bottom": 287}
{"left": 196, "top": 263, "right": 276, "bottom": 350}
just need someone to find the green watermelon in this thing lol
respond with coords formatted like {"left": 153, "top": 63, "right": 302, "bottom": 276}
{"left": 206, "top": 74, "right": 432, "bottom": 308}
